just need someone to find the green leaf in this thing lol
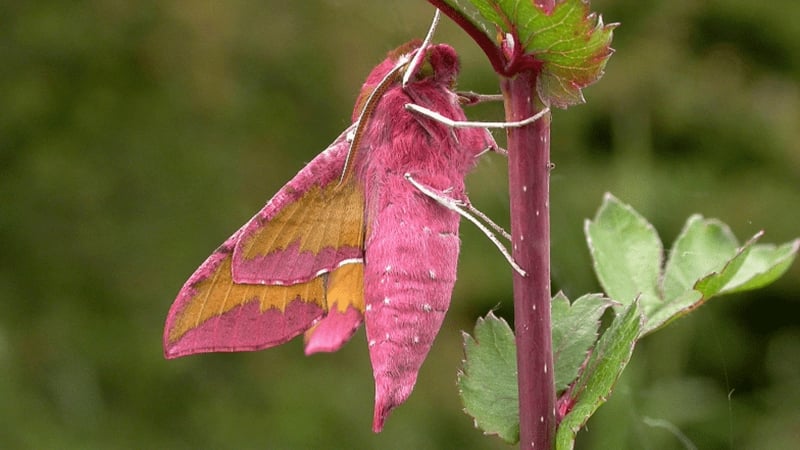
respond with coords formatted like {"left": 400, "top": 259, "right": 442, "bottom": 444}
{"left": 555, "top": 301, "right": 643, "bottom": 450}
{"left": 551, "top": 292, "right": 612, "bottom": 392}
{"left": 720, "top": 238, "right": 800, "bottom": 294}
{"left": 585, "top": 193, "right": 663, "bottom": 310}
{"left": 693, "top": 232, "right": 759, "bottom": 298}
{"left": 643, "top": 289, "right": 703, "bottom": 336}
{"left": 661, "top": 215, "right": 740, "bottom": 300}
{"left": 586, "top": 195, "right": 799, "bottom": 337}
{"left": 458, "top": 312, "right": 519, "bottom": 443}
{"left": 438, "top": 0, "right": 616, "bottom": 106}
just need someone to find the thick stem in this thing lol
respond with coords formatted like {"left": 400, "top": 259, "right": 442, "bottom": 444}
{"left": 502, "top": 71, "right": 555, "bottom": 448}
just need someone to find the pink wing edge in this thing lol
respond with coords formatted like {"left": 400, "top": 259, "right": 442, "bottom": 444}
{"left": 231, "top": 125, "right": 364, "bottom": 286}
{"left": 164, "top": 125, "right": 366, "bottom": 359}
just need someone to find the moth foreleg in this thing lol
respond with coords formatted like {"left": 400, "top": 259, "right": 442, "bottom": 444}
{"left": 457, "top": 92, "right": 504, "bottom": 105}
{"left": 404, "top": 173, "right": 526, "bottom": 277}
{"left": 475, "top": 145, "right": 508, "bottom": 158}
{"left": 405, "top": 103, "right": 550, "bottom": 129}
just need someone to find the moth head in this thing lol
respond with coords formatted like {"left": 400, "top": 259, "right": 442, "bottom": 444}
{"left": 394, "top": 42, "right": 459, "bottom": 88}
{"left": 352, "top": 41, "right": 460, "bottom": 121}
{"left": 418, "top": 43, "right": 459, "bottom": 87}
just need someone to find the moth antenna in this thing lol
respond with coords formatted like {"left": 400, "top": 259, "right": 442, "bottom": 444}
{"left": 339, "top": 56, "right": 409, "bottom": 184}
{"left": 405, "top": 103, "right": 550, "bottom": 129}
{"left": 458, "top": 91, "right": 504, "bottom": 105}
{"left": 402, "top": 9, "right": 441, "bottom": 88}
{"left": 404, "top": 173, "right": 526, "bottom": 276}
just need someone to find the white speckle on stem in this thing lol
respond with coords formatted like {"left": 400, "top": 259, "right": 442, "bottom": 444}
{"left": 429, "top": 269, "right": 436, "bottom": 279}
{"left": 522, "top": 185, "right": 527, "bottom": 192}
{"left": 422, "top": 303, "right": 432, "bottom": 312}
{"left": 383, "top": 297, "right": 391, "bottom": 305}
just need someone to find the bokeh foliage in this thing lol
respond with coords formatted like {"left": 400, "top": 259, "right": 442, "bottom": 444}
{"left": 1, "top": 1, "right": 797, "bottom": 448}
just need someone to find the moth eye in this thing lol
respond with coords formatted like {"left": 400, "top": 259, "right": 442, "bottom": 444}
{"left": 403, "top": 57, "right": 435, "bottom": 83}
{"left": 415, "top": 59, "right": 435, "bottom": 81}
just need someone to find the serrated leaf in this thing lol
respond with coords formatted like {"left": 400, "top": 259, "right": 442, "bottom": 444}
{"left": 643, "top": 289, "right": 703, "bottom": 336}
{"left": 661, "top": 215, "right": 740, "bottom": 300}
{"left": 555, "top": 301, "right": 642, "bottom": 450}
{"left": 586, "top": 195, "right": 799, "bottom": 337}
{"left": 551, "top": 292, "right": 612, "bottom": 392}
{"left": 585, "top": 193, "right": 663, "bottom": 310}
{"left": 720, "top": 239, "right": 800, "bottom": 294}
{"left": 693, "top": 232, "right": 759, "bottom": 298}
{"left": 458, "top": 312, "right": 519, "bottom": 443}
{"left": 522, "top": 0, "right": 616, "bottom": 107}
{"left": 437, "top": 0, "right": 615, "bottom": 106}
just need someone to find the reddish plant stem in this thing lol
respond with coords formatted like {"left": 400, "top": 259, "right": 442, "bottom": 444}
{"left": 502, "top": 70, "right": 555, "bottom": 449}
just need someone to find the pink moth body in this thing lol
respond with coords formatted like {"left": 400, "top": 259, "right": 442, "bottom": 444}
{"left": 354, "top": 44, "right": 495, "bottom": 430}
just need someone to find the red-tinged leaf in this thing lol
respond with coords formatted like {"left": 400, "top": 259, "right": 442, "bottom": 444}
{"left": 433, "top": 0, "right": 616, "bottom": 106}
{"left": 520, "top": 0, "right": 617, "bottom": 107}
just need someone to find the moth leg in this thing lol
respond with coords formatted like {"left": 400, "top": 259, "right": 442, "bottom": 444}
{"left": 462, "top": 201, "right": 512, "bottom": 242}
{"left": 404, "top": 173, "right": 526, "bottom": 277}
{"left": 402, "top": 9, "right": 441, "bottom": 87}
{"left": 457, "top": 92, "right": 504, "bottom": 106}
{"left": 405, "top": 103, "right": 550, "bottom": 129}
{"left": 476, "top": 145, "right": 508, "bottom": 158}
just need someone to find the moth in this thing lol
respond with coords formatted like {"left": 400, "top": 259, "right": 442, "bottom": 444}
{"left": 164, "top": 13, "right": 546, "bottom": 431}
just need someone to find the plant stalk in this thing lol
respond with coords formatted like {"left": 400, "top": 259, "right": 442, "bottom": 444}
{"left": 502, "top": 70, "right": 555, "bottom": 448}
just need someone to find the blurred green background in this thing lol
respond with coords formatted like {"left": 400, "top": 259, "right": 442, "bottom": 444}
{"left": 2, "top": 1, "right": 798, "bottom": 449}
